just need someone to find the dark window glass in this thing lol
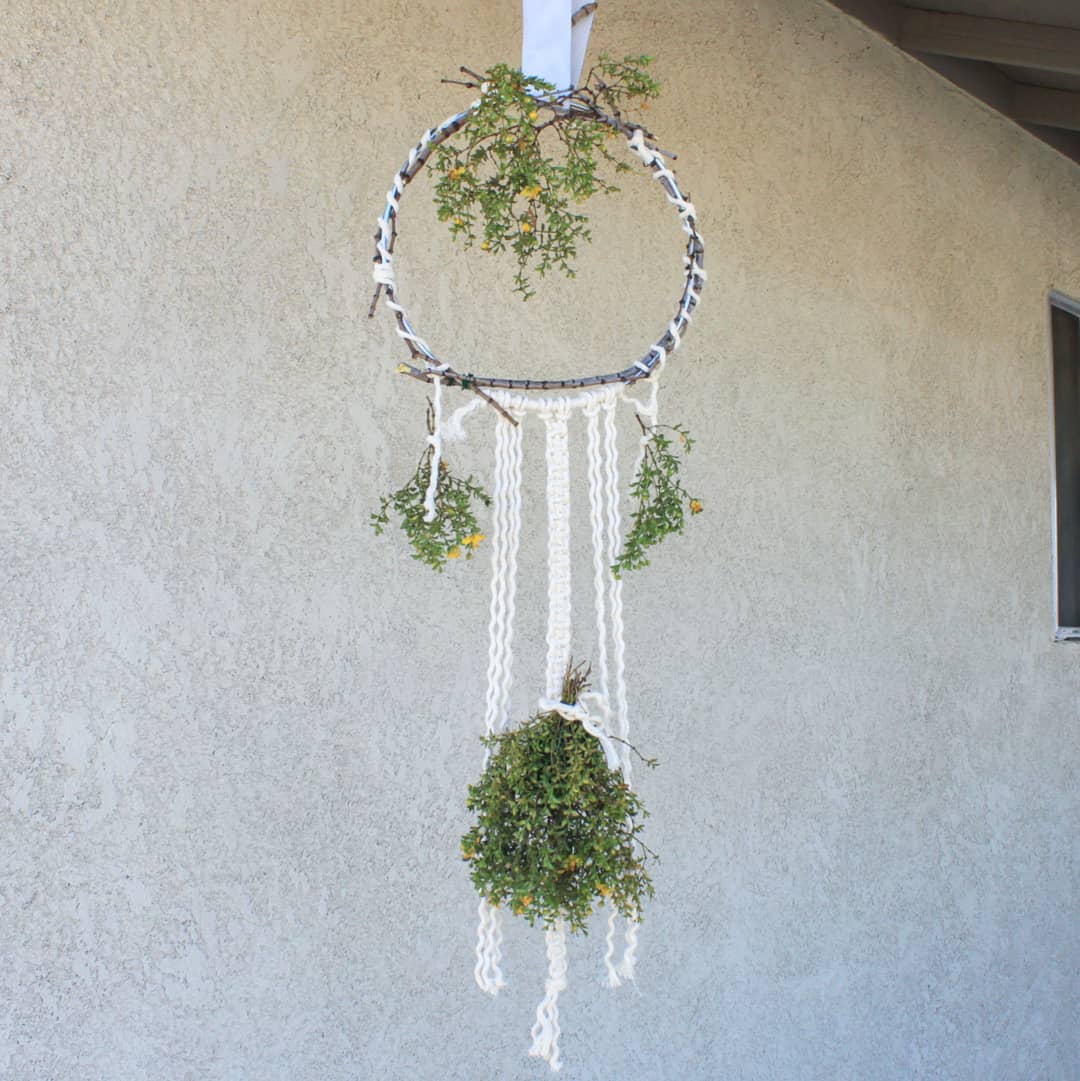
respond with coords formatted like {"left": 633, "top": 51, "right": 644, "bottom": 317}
{"left": 1052, "top": 297, "right": 1080, "bottom": 633}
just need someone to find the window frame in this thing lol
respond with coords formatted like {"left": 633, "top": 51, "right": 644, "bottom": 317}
{"left": 1049, "top": 289, "right": 1080, "bottom": 642}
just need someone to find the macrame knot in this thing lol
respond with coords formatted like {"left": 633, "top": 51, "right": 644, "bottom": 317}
{"left": 536, "top": 693, "right": 621, "bottom": 772}
{"left": 627, "top": 127, "right": 657, "bottom": 166}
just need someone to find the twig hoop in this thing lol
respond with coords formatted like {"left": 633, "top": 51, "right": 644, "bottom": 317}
{"left": 372, "top": 98, "right": 706, "bottom": 392}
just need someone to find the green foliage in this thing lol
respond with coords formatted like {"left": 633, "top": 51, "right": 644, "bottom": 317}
{"left": 433, "top": 56, "right": 661, "bottom": 298}
{"left": 612, "top": 420, "right": 702, "bottom": 578}
{"left": 462, "top": 661, "right": 655, "bottom": 934}
{"left": 371, "top": 419, "right": 491, "bottom": 571}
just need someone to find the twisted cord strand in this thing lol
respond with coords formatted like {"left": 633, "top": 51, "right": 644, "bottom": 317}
{"left": 474, "top": 898, "right": 506, "bottom": 994}
{"left": 474, "top": 408, "right": 524, "bottom": 994}
{"left": 584, "top": 401, "right": 612, "bottom": 722}
{"left": 601, "top": 395, "right": 630, "bottom": 777}
{"left": 605, "top": 908, "right": 622, "bottom": 988}
{"left": 529, "top": 919, "right": 569, "bottom": 1071}
{"left": 542, "top": 401, "right": 574, "bottom": 699}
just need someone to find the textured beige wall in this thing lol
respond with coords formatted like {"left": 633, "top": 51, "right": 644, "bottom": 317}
{"left": 3, "top": 1, "right": 1079, "bottom": 1078}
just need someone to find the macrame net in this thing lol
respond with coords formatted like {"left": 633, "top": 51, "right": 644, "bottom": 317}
{"left": 429, "top": 378, "right": 671, "bottom": 1070}
{"left": 373, "top": 109, "right": 705, "bottom": 1069}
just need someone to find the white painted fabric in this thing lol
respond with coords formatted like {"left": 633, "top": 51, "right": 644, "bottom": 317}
{"left": 522, "top": 0, "right": 576, "bottom": 91}
{"left": 570, "top": 2, "right": 596, "bottom": 87}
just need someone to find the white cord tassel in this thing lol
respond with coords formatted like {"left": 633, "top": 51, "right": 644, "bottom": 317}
{"left": 604, "top": 908, "right": 622, "bottom": 988}
{"left": 474, "top": 897, "right": 506, "bottom": 995}
{"left": 529, "top": 919, "right": 569, "bottom": 1071}
{"left": 618, "top": 918, "right": 639, "bottom": 983}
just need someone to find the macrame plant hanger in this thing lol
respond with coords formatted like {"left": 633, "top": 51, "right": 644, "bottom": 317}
{"left": 370, "top": 1, "right": 706, "bottom": 1069}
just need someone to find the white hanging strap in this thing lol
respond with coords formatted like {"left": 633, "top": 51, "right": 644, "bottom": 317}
{"left": 522, "top": 0, "right": 596, "bottom": 91}
{"left": 569, "top": 1, "right": 596, "bottom": 87}
{"left": 529, "top": 918, "right": 569, "bottom": 1071}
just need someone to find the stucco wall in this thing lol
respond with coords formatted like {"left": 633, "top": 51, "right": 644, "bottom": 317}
{"left": 3, "top": 1, "right": 1079, "bottom": 1078}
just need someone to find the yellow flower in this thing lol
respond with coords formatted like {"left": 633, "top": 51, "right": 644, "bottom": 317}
{"left": 689, "top": 499, "right": 703, "bottom": 515}
{"left": 518, "top": 184, "right": 541, "bottom": 200}
{"left": 452, "top": 215, "right": 463, "bottom": 225}
{"left": 597, "top": 884, "right": 612, "bottom": 897}
{"left": 521, "top": 894, "right": 533, "bottom": 907}
{"left": 521, "top": 221, "right": 533, "bottom": 234}
{"left": 449, "top": 166, "right": 467, "bottom": 180}
{"left": 528, "top": 109, "right": 539, "bottom": 121}
{"left": 462, "top": 532, "right": 485, "bottom": 549}
{"left": 480, "top": 240, "right": 491, "bottom": 251}
{"left": 395, "top": 363, "right": 412, "bottom": 374}
{"left": 447, "top": 546, "right": 461, "bottom": 559}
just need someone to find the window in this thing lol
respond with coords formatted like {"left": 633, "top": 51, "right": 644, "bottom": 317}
{"left": 1051, "top": 291, "right": 1080, "bottom": 640}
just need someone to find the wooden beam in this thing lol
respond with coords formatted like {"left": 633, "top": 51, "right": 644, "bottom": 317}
{"left": 900, "top": 9, "right": 1080, "bottom": 76}
{"left": 1013, "top": 84, "right": 1080, "bottom": 133}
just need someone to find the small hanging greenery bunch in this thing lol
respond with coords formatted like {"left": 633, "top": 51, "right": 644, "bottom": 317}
{"left": 433, "top": 56, "right": 661, "bottom": 298}
{"left": 370, "top": 404, "right": 491, "bottom": 571}
{"left": 613, "top": 419, "right": 703, "bottom": 578}
{"left": 462, "top": 661, "right": 655, "bottom": 933}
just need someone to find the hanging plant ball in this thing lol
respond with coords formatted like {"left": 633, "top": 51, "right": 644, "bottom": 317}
{"left": 462, "top": 661, "right": 656, "bottom": 934}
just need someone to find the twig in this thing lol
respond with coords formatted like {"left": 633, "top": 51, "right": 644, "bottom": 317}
{"left": 610, "top": 732, "right": 658, "bottom": 768}
{"left": 367, "top": 281, "right": 383, "bottom": 318}
{"left": 471, "top": 385, "right": 519, "bottom": 427}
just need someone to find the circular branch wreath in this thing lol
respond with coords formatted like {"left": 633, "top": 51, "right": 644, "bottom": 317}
{"left": 371, "top": 62, "right": 706, "bottom": 391}
{"left": 371, "top": 60, "right": 706, "bottom": 574}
